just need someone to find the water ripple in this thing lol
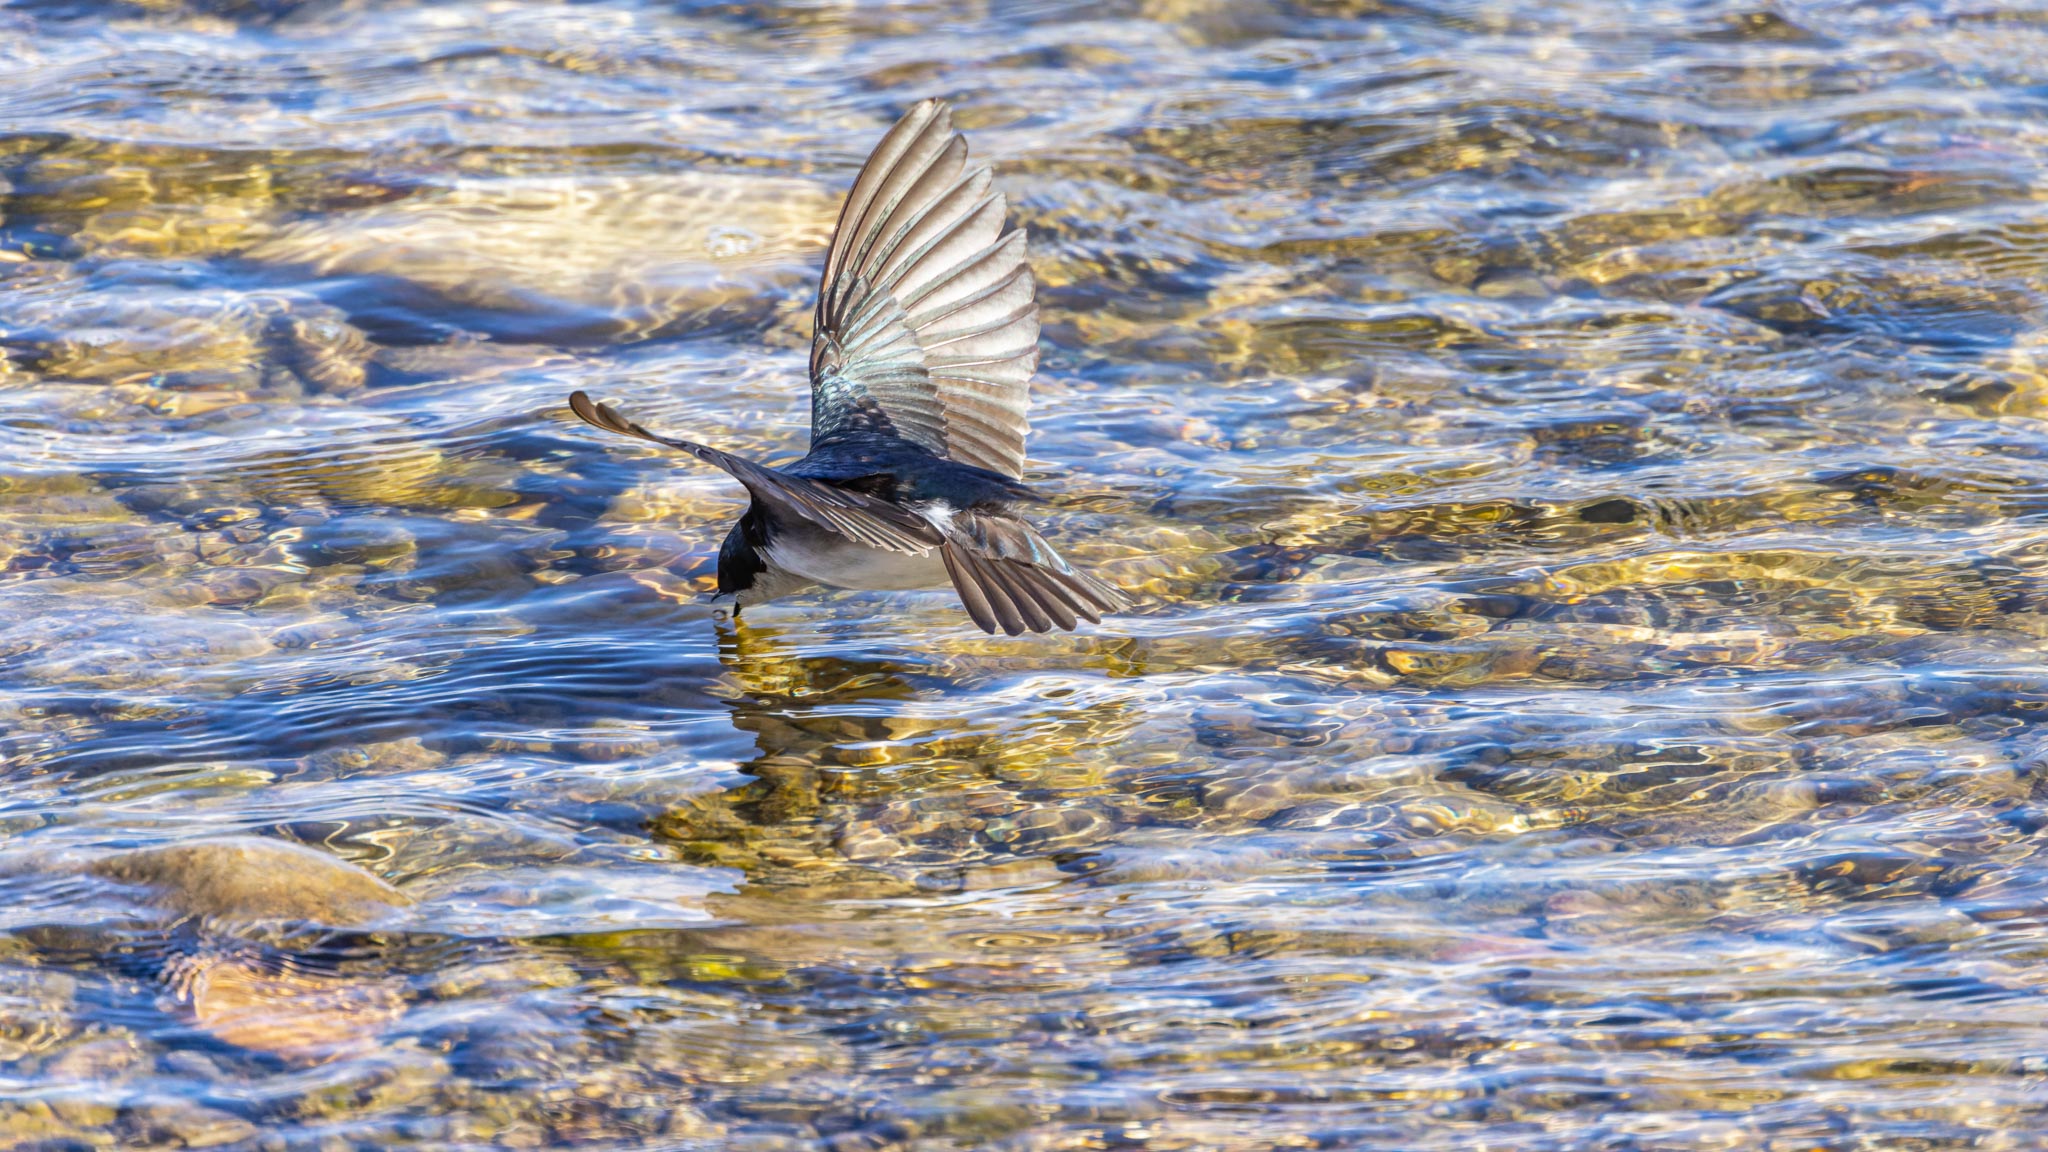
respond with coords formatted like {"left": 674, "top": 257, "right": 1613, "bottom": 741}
{"left": 3, "top": 0, "right": 2048, "bottom": 1146}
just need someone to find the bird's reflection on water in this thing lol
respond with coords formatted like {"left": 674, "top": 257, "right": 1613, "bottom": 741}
{"left": 682, "top": 613, "right": 1145, "bottom": 902}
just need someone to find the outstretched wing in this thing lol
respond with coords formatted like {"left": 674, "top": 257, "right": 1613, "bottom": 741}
{"left": 809, "top": 99, "right": 1040, "bottom": 479}
{"left": 568, "top": 392, "right": 940, "bottom": 555}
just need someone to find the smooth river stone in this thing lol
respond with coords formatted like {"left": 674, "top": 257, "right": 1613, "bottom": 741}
{"left": 87, "top": 837, "right": 412, "bottom": 926}
{"left": 178, "top": 954, "right": 407, "bottom": 1063}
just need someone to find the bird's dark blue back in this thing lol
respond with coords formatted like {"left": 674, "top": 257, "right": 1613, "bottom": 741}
{"left": 790, "top": 433, "right": 1041, "bottom": 509}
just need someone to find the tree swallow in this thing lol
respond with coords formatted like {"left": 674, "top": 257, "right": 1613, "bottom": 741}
{"left": 569, "top": 99, "right": 1126, "bottom": 635}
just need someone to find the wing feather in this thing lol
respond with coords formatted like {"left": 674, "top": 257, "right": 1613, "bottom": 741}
{"left": 861, "top": 136, "right": 969, "bottom": 274}
{"left": 820, "top": 101, "right": 948, "bottom": 300}
{"left": 869, "top": 173, "right": 995, "bottom": 295}
{"left": 900, "top": 229, "right": 1028, "bottom": 317}
{"left": 880, "top": 197, "right": 1009, "bottom": 304}
{"left": 909, "top": 264, "right": 1034, "bottom": 336}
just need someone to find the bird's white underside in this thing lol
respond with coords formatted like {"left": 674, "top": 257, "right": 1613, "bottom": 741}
{"left": 759, "top": 501, "right": 955, "bottom": 591}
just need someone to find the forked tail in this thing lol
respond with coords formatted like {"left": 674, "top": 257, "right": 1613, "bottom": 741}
{"left": 940, "top": 511, "right": 1128, "bottom": 636}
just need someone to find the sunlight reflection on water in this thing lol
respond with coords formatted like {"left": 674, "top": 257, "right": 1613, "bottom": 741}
{"left": 3, "top": 0, "right": 2048, "bottom": 1147}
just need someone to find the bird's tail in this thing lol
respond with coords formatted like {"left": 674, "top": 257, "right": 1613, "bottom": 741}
{"left": 939, "top": 512, "right": 1128, "bottom": 636}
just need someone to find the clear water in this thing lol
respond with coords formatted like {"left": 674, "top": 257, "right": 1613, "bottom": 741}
{"left": 4, "top": 0, "right": 2048, "bottom": 1147}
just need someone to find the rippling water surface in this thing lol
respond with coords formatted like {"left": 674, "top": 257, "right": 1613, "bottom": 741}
{"left": 5, "top": 0, "right": 2048, "bottom": 1147}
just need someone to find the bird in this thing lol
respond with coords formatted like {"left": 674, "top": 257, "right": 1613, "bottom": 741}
{"left": 567, "top": 98, "right": 1126, "bottom": 636}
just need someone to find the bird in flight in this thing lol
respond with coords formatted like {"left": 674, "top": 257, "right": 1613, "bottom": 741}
{"left": 569, "top": 99, "right": 1125, "bottom": 635}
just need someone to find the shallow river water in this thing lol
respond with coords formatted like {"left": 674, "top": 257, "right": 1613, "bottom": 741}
{"left": 5, "top": 0, "right": 2048, "bottom": 1148}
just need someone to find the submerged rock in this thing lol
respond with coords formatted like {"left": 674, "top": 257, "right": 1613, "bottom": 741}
{"left": 77, "top": 839, "right": 416, "bottom": 1061}
{"left": 4, "top": 278, "right": 372, "bottom": 396}
{"left": 170, "top": 952, "right": 406, "bottom": 1063}
{"left": 249, "top": 172, "right": 835, "bottom": 343}
{"left": 87, "top": 836, "right": 412, "bottom": 926}
{"left": 0, "top": 967, "right": 77, "bottom": 1064}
